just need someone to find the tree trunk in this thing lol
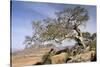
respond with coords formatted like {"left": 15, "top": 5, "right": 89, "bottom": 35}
{"left": 43, "top": 48, "right": 54, "bottom": 64}
{"left": 74, "top": 26, "right": 85, "bottom": 49}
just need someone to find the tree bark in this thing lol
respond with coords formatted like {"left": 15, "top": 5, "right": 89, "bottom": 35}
{"left": 74, "top": 25, "right": 85, "bottom": 49}
{"left": 42, "top": 48, "right": 54, "bottom": 64}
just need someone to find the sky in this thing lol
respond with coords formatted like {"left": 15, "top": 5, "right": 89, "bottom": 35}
{"left": 11, "top": 1, "right": 96, "bottom": 51}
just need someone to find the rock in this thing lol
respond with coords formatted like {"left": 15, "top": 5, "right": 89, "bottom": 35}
{"left": 83, "top": 46, "right": 90, "bottom": 52}
{"left": 67, "top": 51, "right": 96, "bottom": 63}
{"left": 50, "top": 52, "right": 68, "bottom": 64}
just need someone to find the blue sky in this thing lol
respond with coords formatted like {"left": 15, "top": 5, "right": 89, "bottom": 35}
{"left": 11, "top": 1, "right": 96, "bottom": 51}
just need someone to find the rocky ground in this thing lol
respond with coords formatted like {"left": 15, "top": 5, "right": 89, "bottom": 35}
{"left": 11, "top": 45, "right": 96, "bottom": 67}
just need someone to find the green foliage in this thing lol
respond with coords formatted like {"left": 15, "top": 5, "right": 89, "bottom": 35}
{"left": 24, "top": 6, "right": 90, "bottom": 48}
{"left": 40, "top": 22, "right": 70, "bottom": 41}
{"left": 82, "top": 32, "right": 91, "bottom": 39}
{"left": 91, "top": 33, "right": 96, "bottom": 40}
{"left": 39, "top": 6, "right": 89, "bottom": 42}
{"left": 90, "top": 40, "right": 96, "bottom": 51}
{"left": 23, "top": 36, "right": 33, "bottom": 48}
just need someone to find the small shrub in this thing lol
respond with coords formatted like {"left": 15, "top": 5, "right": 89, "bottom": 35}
{"left": 90, "top": 40, "right": 96, "bottom": 51}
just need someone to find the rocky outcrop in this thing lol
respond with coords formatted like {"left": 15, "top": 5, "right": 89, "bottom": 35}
{"left": 67, "top": 51, "right": 96, "bottom": 63}
{"left": 50, "top": 52, "right": 68, "bottom": 64}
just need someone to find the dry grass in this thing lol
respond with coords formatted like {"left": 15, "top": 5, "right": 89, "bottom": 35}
{"left": 11, "top": 47, "right": 52, "bottom": 67}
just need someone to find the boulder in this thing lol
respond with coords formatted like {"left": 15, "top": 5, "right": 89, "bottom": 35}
{"left": 50, "top": 52, "right": 68, "bottom": 64}
{"left": 67, "top": 51, "right": 96, "bottom": 63}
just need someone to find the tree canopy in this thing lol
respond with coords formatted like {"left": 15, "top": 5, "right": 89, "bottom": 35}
{"left": 24, "top": 6, "right": 90, "bottom": 48}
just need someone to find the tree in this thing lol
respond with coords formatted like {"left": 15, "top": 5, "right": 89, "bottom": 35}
{"left": 24, "top": 6, "right": 89, "bottom": 49}
{"left": 91, "top": 33, "right": 96, "bottom": 41}
{"left": 23, "top": 36, "right": 33, "bottom": 48}
{"left": 82, "top": 32, "right": 91, "bottom": 45}
{"left": 82, "top": 32, "right": 91, "bottom": 39}
{"left": 24, "top": 20, "right": 45, "bottom": 48}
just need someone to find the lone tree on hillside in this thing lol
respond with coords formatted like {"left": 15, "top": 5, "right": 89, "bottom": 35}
{"left": 24, "top": 6, "right": 89, "bottom": 49}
